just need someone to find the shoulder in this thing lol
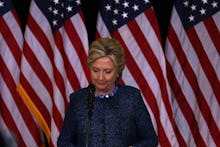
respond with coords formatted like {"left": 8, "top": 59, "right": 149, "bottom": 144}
{"left": 118, "top": 84, "right": 141, "bottom": 95}
{"left": 117, "top": 84, "right": 142, "bottom": 102}
{"left": 117, "top": 85, "right": 146, "bottom": 112}
{"left": 69, "top": 87, "right": 88, "bottom": 103}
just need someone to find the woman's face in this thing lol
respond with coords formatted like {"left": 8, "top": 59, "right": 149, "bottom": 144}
{"left": 90, "top": 56, "right": 118, "bottom": 95}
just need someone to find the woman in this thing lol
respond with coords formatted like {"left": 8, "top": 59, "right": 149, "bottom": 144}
{"left": 57, "top": 38, "right": 158, "bottom": 147}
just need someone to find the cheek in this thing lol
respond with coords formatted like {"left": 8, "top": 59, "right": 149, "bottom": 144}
{"left": 90, "top": 71, "right": 96, "bottom": 79}
{"left": 107, "top": 73, "right": 117, "bottom": 81}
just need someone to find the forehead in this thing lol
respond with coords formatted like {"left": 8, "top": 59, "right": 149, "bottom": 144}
{"left": 91, "top": 56, "right": 116, "bottom": 68}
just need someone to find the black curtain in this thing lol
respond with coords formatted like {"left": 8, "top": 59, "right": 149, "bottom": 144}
{"left": 12, "top": 0, "right": 174, "bottom": 47}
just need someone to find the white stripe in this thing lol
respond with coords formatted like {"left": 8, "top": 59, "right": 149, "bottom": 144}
{"left": 3, "top": 11, "right": 23, "bottom": 48}
{"left": 118, "top": 21, "right": 179, "bottom": 146}
{"left": 166, "top": 41, "right": 198, "bottom": 145}
{"left": 0, "top": 117, "right": 19, "bottom": 147}
{"left": 21, "top": 56, "right": 53, "bottom": 111}
{"left": 30, "top": 1, "right": 54, "bottom": 42}
{"left": 65, "top": 79, "right": 75, "bottom": 100}
{"left": 135, "top": 13, "right": 166, "bottom": 72}
{"left": 25, "top": 25, "right": 67, "bottom": 121}
{"left": 195, "top": 23, "right": 220, "bottom": 127}
{"left": 60, "top": 28, "right": 88, "bottom": 88}
{"left": 25, "top": 26, "right": 54, "bottom": 79}
{"left": 24, "top": 2, "right": 90, "bottom": 146}
{"left": 50, "top": 118, "right": 60, "bottom": 147}
{"left": 97, "top": 8, "right": 179, "bottom": 146}
{"left": 96, "top": 13, "right": 110, "bottom": 37}
{"left": 135, "top": 12, "right": 172, "bottom": 112}
{"left": 122, "top": 66, "right": 138, "bottom": 88}
{"left": 118, "top": 25, "right": 165, "bottom": 107}
{"left": 123, "top": 66, "right": 158, "bottom": 135}
{"left": 167, "top": 8, "right": 216, "bottom": 146}
{"left": 71, "top": 13, "right": 89, "bottom": 53}
{"left": 0, "top": 78, "right": 38, "bottom": 147}
{"left": 195, "top": 22, "right": 220, "bottom": 80}
{"left": 53, "top": 79, "right": 66, "bottom": 119}
{"left": 212, "top": 11, "right": 220, "bottom": 31}
{"left": 171, "top": 90, "right": 196, "bottom": 147}
{"left": 0, "top": 36, "right": 19, "bottom": 83}
{"left": 173, "top": 8, "right": 220, "bottom": 133}
{"left": 1, "top": 5, "right": 39, "bottom": 147}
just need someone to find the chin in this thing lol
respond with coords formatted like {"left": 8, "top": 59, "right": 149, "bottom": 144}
{"left": 95, "top": 84, "right": 108, "bottom": 91}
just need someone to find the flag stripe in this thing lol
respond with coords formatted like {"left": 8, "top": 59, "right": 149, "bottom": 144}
{"left": 24, "top": 9, "right": 65, "bottom": 134}
{"left": 127, "top": 17, "right": 175, "bottom": 133}
{"left": 0, "top": 57, "right": 44, "bottom": 145}
{"left": 19, "top": 74, "right": 51, "bottom": 127}
{"left": 169, "top": 26, "right": 220, "bottom": 146}
{"left": 143, "top": 9, "right": 162, "bottom": 44}
{"left": 64, "top": 19, "right": 90, "bottom": 83}
{"left": 112, "top": 31, "right": 171, "bottom": 146}
{"left": 96, "top": 1, "right": 186, "bottom": 145}
{"left": 195, "top": 21, "right": 220, "bottom": 78}
{"left": 17, "top": 0, "right": 90, "bottom": 146}
{"left": 0, "top": 58, "right": 27, "bottom": 146}
{"left": 165, "top": 5, "right": 220, "bottom": 146}
{"left": 166, "top": 57, "right": 206, "bottom": 146}
{"left": 1, "top": 3, "right": 44, "bottom": 146}
{"left": 0, "top": 95, "right": 27, "bottom": 147}
{"left": 54, "top": 30, "right": 81, "bottom": 91}
{"left": 204, "top": 16, "right": 220, "bottom": 55}
{"left": 187, "top": 28, "right": 220, "bottom": 105}
{"left": 0, "top": 10, "right": 21, "bottom": 64}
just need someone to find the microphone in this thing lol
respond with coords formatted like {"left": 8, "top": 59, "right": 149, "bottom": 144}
{"left": 86, "top": 84, "right": 95, "bottom": 147}
{"left": 87, "top": 84, "right": 95, "bottom": 115}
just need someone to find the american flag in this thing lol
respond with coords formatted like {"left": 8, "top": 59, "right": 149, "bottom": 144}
{"left": 96, "top": 0, "right": 183, "bottom": 146}
{"left": 165, "top": 0, "right": 220, "bottom": 146}
{"left": 0, "top": 0, "right": 44, "bottom": 146}
{"left": 16, "top": 0, "right": 89, "bottom": 146}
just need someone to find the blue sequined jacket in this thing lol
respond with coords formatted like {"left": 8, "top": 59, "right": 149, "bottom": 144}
{"left": 57, "top": 85, "right": 158, "bottom": 147}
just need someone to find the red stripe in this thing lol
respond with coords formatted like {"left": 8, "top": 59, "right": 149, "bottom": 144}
{"left": 54, "top": 30, "right": 80, "bottom": 92}
{"left": 11, "top": 9, "right": 22, "bottom": 28}
{"left": 166, "top": 59, "right": 206, "bottom": 146}
{"left": 19, "top": 74, "right": 51, "bottom": 127}
{"left": 127, "top": 19, "right": 172, "bottom": 116}
{"left": 27, "top": 16, "right": 54, "bottom": 63}
{"left": 204, "top": 17, "right": 220, "bottom": 55}
{"left": 20, "top": 42, "right": 52, "bottom": 125}
{"left": 64, "top": 19, "right": 90, "bottom": 81}
{"left": 144, "top": 9, "right": 162, "bottom": 44}
{"left": 0, "top": 58, "right": 43, "bottom": 146}
{"left": 111, "top": 31, "right": 171, "bottom": 146}
{"left": 127, "top": 18, "right": 186, "bottom": 145}
{"left": 52, "top": 102, "right": 63, "bottom": 130}
{"left": 23, "top": 41, "right": 53, "bottom": 98}
{"left": 0, "top": 16, "right": 21, "bottom": 65}
{"left": 1, "top": 8, "right": 44, "bottom": 146}
{"left": 0, "top": 95, "right": 26, "bottom": 147}
{"left": 187, "top": 28, "right": 220, "bottom": 105}
{"left": 52, "top": 31, "right": 69, "bottom": 103}
{"left": 95, "top": 29, "right": 101, "bottom": 40}
{"left": 22, "top": 43, "right": 62, "bottom": 133}
{"left": 26, "top": 15, "right": 64, "bottom": 129}
{"left": 169, "top": 25, "right": 220, "bottom": 146}
{"left": 21, "top": 4, "right": 90, "bottom": 146}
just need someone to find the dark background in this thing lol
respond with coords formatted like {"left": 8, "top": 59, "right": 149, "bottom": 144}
{"left": 12, "top": 0, "right": 174, "bottom": 47}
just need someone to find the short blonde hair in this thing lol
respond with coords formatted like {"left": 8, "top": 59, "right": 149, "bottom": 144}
{"left": 87, "top": 37, "right": 125, "bottom": 78}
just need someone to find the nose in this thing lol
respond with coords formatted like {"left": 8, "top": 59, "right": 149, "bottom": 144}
{"left": 98, "top": 72, "right": 104, "bottom": 80}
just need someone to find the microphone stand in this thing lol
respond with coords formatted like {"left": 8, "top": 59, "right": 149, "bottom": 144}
{"left": 85, "top": 84, "right": 95, "bottom": 147}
